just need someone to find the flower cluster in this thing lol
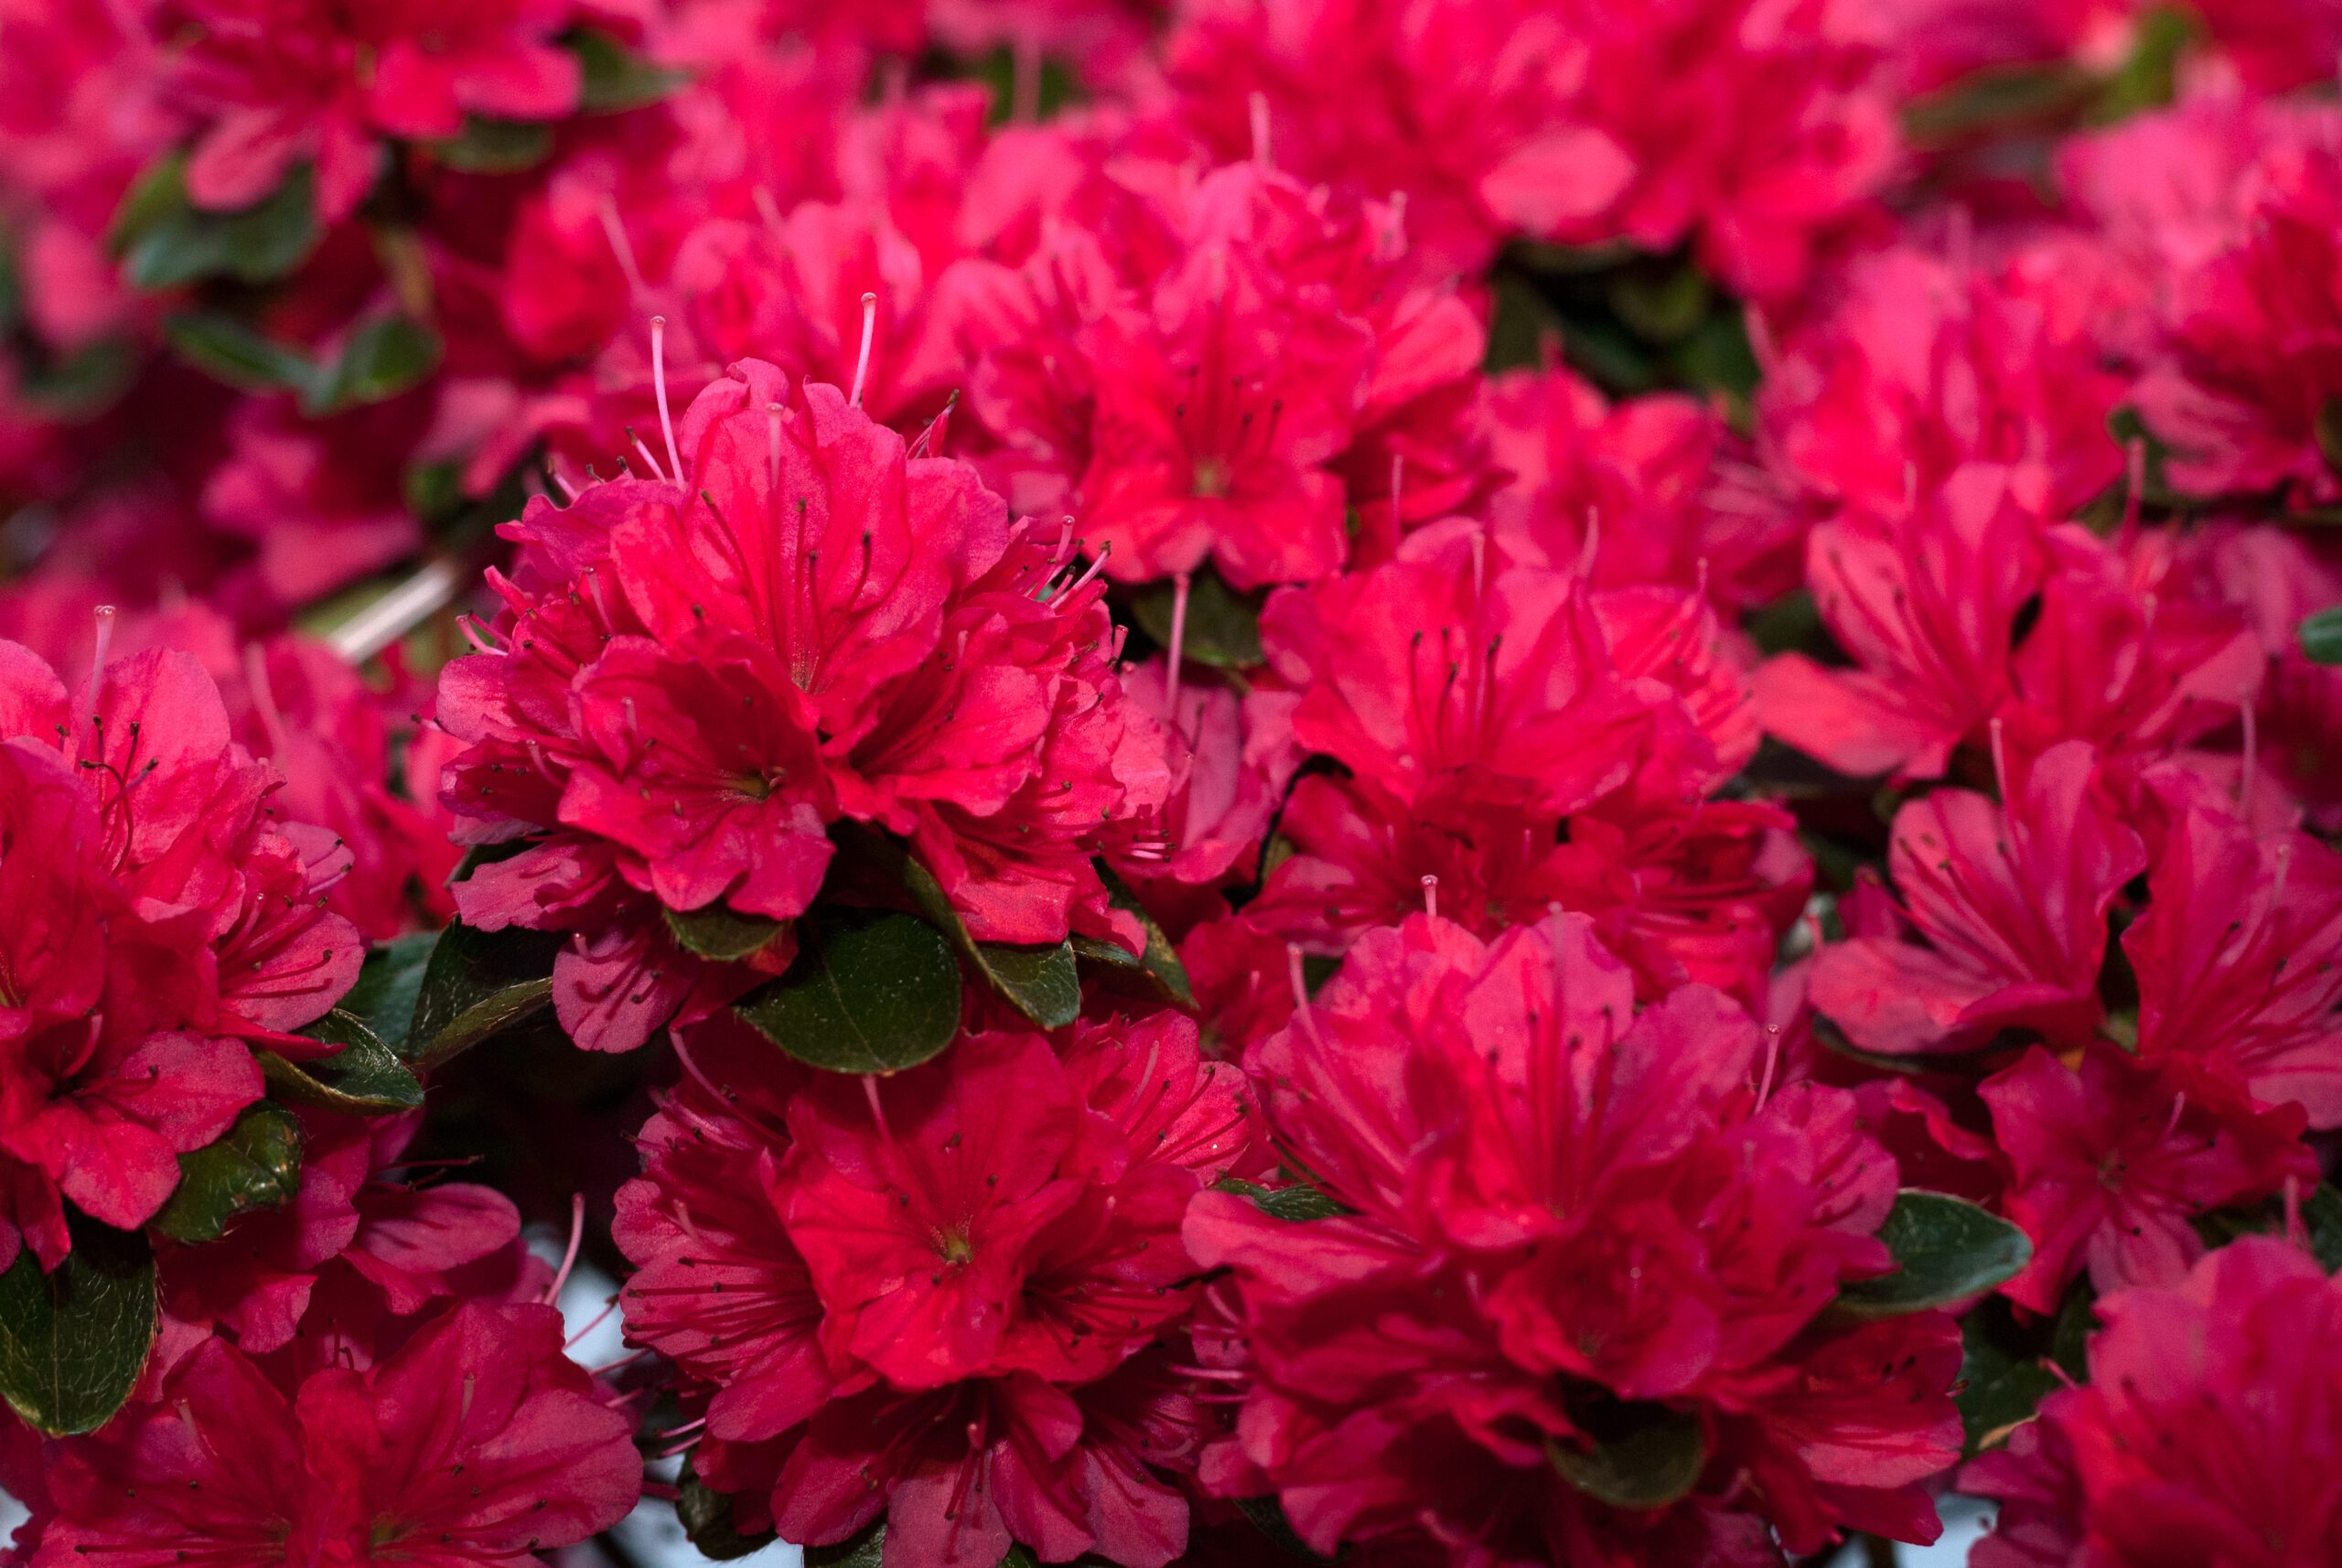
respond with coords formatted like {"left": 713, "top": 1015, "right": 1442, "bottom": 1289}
{"left": 1187, "top": 911, "right": 1961, "bottom": 1561}
{"left": 5, "top": 4, "right": 2342, "bottom": 1568}
{"left": 0, "top": 630, "right": 358, "bottom": 1272}
{"left": 617, "top": 1010, "right": 1251, "bottom": 1566}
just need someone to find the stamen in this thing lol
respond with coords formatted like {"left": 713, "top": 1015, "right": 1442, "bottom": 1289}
{"left": 543, "top": 1193, "right": 586, "bottom": 1305}
{"left": 850, "top": 291, "right": 878, "bottom": 409}
{"left": 328, "top": 559, "right": 465, "bottom": 663}
{"left": 1249, "top": 91, "right": 1272, "bottom": 168}
{"left": 1165, "top": 569, "right": 1192, "bottom": 726}
{"left": 1988, "top": 716, "right": 2013, "bottom": 806}
{"left": 768, "top": 402, "right": 783, "bottom": 492}
{"left": 596, "top": 198, "right": 648, "bottom": 296}
{"left": 1578, "top": 507, "right": 1600, "bottom": 580}
{"left": 242, "top": 643, "right": 290, "bottom": 757}
{"left": 1420, "top": 874, "right": 1439, "bottom": 921}
{"left": 650, "top": 316, "right": 683, "bottom": 482}
{"left": 81, "top": 605, "right": 116, "bottom": 765}
{"left": 1756, "top": 1024, "right": 1783, "bottom": 1112}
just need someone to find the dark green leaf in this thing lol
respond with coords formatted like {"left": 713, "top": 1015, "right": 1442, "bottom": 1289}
{"left": 338, "top": 931, "right": 441, "bottom": 1056}
{"left": 1235, "top": 1495, "right": 1328, "bottom": 1561}
{"left": 152, "top": 1102, "right": 305, "bottom": 1245}
{"left": 1607, "top": 262, "right": 1709, "bottom": 343}
{"left": 161, "top": 313, "right": 317, "bottom": 392}
{"left": 805, "top": 1520, "right": 887, "bottom": 1568}
{"left": 733, "top": 908, "right": 962, "bottom": 1073}
{"left": 2301, "top": 607, "right": 2342, "bottom": 665}
{"left": 121, "top": 163, "right": 323, "bottom": 290}
{"left": 408, "top": 918, "right": 561, "bottom": 1069}
{"left": 1097, "top": 860, "right": 1194, "bottom": 1009}
{"left": 1546, "top": 1401, "right": 1707, "bottom": 1510}
{"left": 869, "top": 831, "right": 1082, "bottom": 1029}
{"left": 2088, "top": 5, "right": 2195, "bottom": 124}
{"left": 1954, "top": 1297, "right": 2063, "bottom": 1456}
{"left": 302, "top": 313, "right": 441, "bottom": 414}
{"left": 570, "top": 27, "right": 687, "bottom": 112}
{"left": 2194, "top": 1182, "right": 2342, "bottom": 1273}
{"left": 1129, "top": 569, "right": 1266, "bottom": 669}
{"left": 1215, "top": 1176, "right": 1353, "bottom": 1221}
{"left": 665, "top": 902, "right": 790, "bottom": 962}
{"left": 1835, "top": 1190, "right": 2033, "bottom": 1317}
{"left": 107, "top": 155, "right": 188, "bottom": 254}
{"left": 0, "top": 1213, "right": 156, "bottom": 1436}
{"left": 676, "top": 1463, "right": 779, "bottom": 1561}
{"left": 430, "top": 117, "right": 555, "bottom": 173}
{"left": 17, "top": 338, "right": 137, "bottom": 415}
{"left": 263, "top": 1010, "right": 426, "bottom": 1113}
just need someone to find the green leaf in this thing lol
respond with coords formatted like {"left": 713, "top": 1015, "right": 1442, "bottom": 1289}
{"left": 665, "top": 902, "right": 791, "bottom": 962}
{"left": 805, "top": 1520, "right": 887, "bottom": 1568}
{"left": 161, "top": 312, "right": 317, "bottom": 393}
{"left": 570, "top": 27, "right": 687, "bottom": 112}
{"left": 263, "top": 1010, "right": 426, "bottom": 1113}
{"left": 897, "top": 850, "right": 1080, "bottom": 1028}
{"left": 0, "top": 1213, "right": 156, "bottom": 1436}
{"left": 1129, "top": 569, "right": 1266, "bottom": 669}
{"left": 1214, "top": 1176, "right": 1353, "bottom": 1221}
{"left": 120, "top": 162, "right": 323, "bottom": 290}
{"left": 338, "top": 931, "right": 441, "bottom": 1056}
{"left": 301, "top": 313, "right": 442, "bottom": 414}
{"left": 1096, "top": 860, "right": 1195, "bottom": 1009}
{"left": 1607, "top": 261, "right": 1710, "bottom": 343}
{"left": 2301, "top": 607, "right": 2342, "bottom": 665}
{"left": 106, "top": 155, "right": 188, "bottom": 254}
{"left": 152, "top": 1102, "right": 305, "bottom": 1245}
{"left": 734, "top": 908, "right": 962, "bottom": 1073}
{"left": 675, "top": 1463, "right": 779, "bottom": 1561}
{"left": 1546, "top": 1400, "right": 1707, "bottom": 1510}
{"left": 430, "top": 117, "right": 555, "bottom": 173}
{"left": 1954, "top": 1297, "right": 2064, "bottom": 1456}
{"left": 1834, "top": 1190, "right": 2034, "bottom": 1318}
{"left": 408, "top": 918, "right": 561, "bottom": 1070}
{"left": 840, "top": 824, "right": 1084, "bottom": 1029}
{"left": 2196, "top": 1182, "right": 2342, "bottom": 1273}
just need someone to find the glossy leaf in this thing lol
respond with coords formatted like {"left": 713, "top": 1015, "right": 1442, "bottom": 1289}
{"left": 665, "top": 902, "right": 790, "bottom": 962}
{"left": 897, "top": 851, "right": 1079, "bottom": 1028}
{"left": 302, "top": 313, "right": 441, "bottom": 414}
{"left": 1834, "top": 1189, "right": 2034, "bottom": 1318}
{"left": 152, "top": 1102, "right": 305, "bottom": 1244}
{"left": 2301, "top": 607, "right": 2342, "bottom": 665}
{"left": 1547, "top": 1401, "right": 1707, "bottom": 1510}
{"left": 571, "top": 27, "right": 686, "bottom": 111}
{"left": 0, "top": 1214, "right": 156, "bottom": 1436}
{"left": 676, "top": 1464, "right": 779, "bottom": 1562}
{"left": 338, "top": 931, "right": 441, "bottom": 1056}
{"left": 119, "top": 160, "right": 322, "bottom": 290}
{"left": 1130, "top": 568, "right": 1265, "bottom": 669}
{"left": 162, "top": 313, "right": 317, "bottom": 392}
{"left": 263, "top": 1010, "right": 425, "bottom": 1113}
{"left": 430, "top": 117, "right": 554, "bottom": 173}
{"left": 408, "top": 918, "right": 561, "bottom": 1070}
{"left": 733, "top": 908, "right": 962, "bottom": 1073}
{"left": 1096, "top": 860, "right": 1195, "bottom": 1009}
